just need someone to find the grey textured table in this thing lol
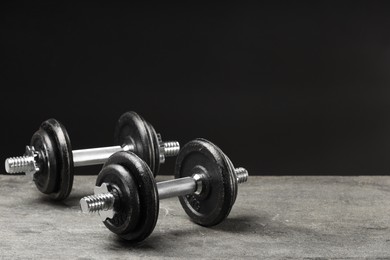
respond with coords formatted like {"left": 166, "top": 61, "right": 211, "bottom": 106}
{"left": 0, "top": 175, "right": 389, "bottom": 259}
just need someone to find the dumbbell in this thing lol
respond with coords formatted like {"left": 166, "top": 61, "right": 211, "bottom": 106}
{"left": 80, "top": 138, "right": 248, "bottom": 243}
{"left": 4, "top": 111, "right": 180, "bottom": 200}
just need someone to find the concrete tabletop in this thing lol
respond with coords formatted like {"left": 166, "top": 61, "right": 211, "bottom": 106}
{"left": 0, "top": 175, "right": 389, "bottom": 259}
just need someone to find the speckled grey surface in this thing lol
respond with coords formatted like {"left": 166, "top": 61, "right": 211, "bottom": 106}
{"left": 0, "top": 175, "right": 389, "bottom": 259}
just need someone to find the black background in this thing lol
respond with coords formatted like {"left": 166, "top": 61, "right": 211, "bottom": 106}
{"left": 1, "top": 2, "right": 390, "bottom": 175}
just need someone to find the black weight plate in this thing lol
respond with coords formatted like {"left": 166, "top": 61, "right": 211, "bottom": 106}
{"left": 114, "top": 112, "right": 158, "bottom": 175}
{"left": 96, "top": 163, "right": 141, "bottom": 235}
{"left": 222, "top": 154, "right": 239, "bottom": 205}
{"left": 100, "top": 151, "right": 159, "bottom": 242}
{"left": 40, "top": 119, "right": 74, "bottom": 200}
{"left": 207, "top": 141, "right": 238, "bottom": 207}
{"left": 175, "top": 138, "right": 237, "bottom": 227}
{"left": 30, "top": 119, "right": 73, "bottom": 200}
{"left": 31, "top": 126, "right": 58, "bottom": 194}
{"left": 144, "top": 121, "right": 160, "bottom": 175}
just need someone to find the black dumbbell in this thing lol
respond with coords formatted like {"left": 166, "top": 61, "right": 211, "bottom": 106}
{"left": 4, "top": 111, "right": 180, "bottom": 200}
{"left": 80, "top": 138, "right": 248, "bottom": 243}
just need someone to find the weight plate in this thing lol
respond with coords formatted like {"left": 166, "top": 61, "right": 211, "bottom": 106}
{"left": 222, "top": 153, "right": 239, "bottom": 205}
{"left": 31, "top": 127, "right": 58, "bottom": 194}
{"left": 175, "top": 138, "right": 237, "bottom": 226}
{"left": 31, "top": 119, "right": 74, "bottom": 200}
{"left": 144, "top": 121, "right": 161, "bottom": 175}
{"left": 96, "top": 162, "right": 141, "bottom": 235}
{"left": 114, "top": 112, "right": 159, "bottom": 175}
{"left": 99, "top": 151, "right": 159, "bottom": 242}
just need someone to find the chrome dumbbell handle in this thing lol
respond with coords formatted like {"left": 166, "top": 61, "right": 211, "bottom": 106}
{"left": 5, "top": 140, "right": 179, "bottom": 174}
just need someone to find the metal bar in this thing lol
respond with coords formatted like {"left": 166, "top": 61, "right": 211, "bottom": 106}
{"left": 72, "top": 146, "right": 123, "bottom": 167}
{"left": 157, "top": 177, "right": 196, "bottom": 200}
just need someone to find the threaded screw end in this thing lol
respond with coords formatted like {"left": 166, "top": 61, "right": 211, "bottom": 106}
{"left": 163, "top": 141, "right": 180, "bottom": 157}
{"left": 235, "top": 167, "right": 248, "bottom": 184}
{"left": 5, "top": 156, "right": 36, "bottom": 174}
{"left": 80, "top": 193, "right": 115, "bottom": 213}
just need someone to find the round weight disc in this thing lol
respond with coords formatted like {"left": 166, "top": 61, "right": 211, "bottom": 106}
{"left": 31, "top": 126, "right": 58, "bottom": 194}
{"left": 114, "top": 112, "right": 159, "bottom": 175}
{"left": 222, "top": 153, "right": 239, "bottom": 205}
{"left": 31, "top": 119, "right": 74, "bottom": 200}
{"left": 99, "top": 151, "right": 159, "bottom": 242}
{"left": 144, "top": 121, "right": 161, "bottom": 175}
{"left": 95, "top": 163, "right": 141, "bottom": 235}
{"left": 175, "top": 138, "right": 238, "bottom": 227}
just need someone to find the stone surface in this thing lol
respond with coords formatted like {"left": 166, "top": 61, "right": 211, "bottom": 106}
{"left": 0, "top": 175, "right": 389, "bottom": 259}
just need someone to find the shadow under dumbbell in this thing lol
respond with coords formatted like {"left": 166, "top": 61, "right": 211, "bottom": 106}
{"left": 108, "top": 235, "right": 164, "bottom": 250}
{"left": 103, "top": 215, "right": 260, "bottom": 252}
{"left": 104, "top": 228, "right": 208, "bottom": 252}
{"left": 208, "top": 215, "right": 260, "bottom": 233}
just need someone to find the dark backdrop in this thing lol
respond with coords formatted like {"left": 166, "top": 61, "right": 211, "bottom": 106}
{"left": 1, "top": 2, "right": 390, "bottom": 175}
